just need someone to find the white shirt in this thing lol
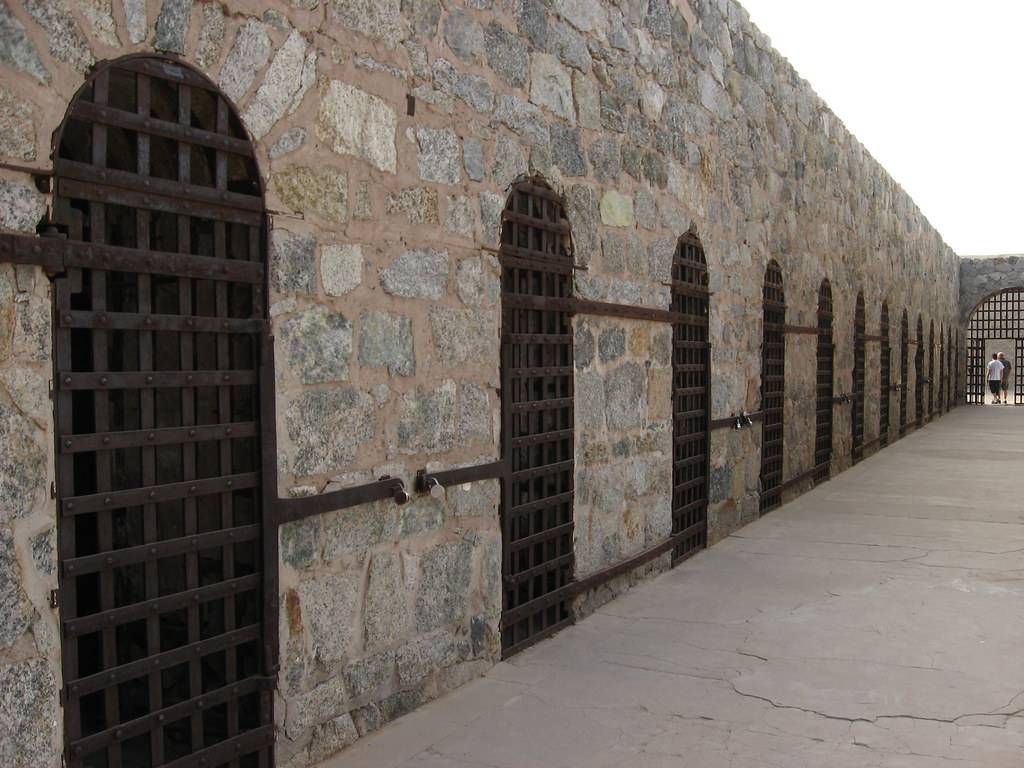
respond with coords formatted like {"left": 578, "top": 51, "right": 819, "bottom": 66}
{"left": 988, "top": 360, "right": 1005, "bottom": 381}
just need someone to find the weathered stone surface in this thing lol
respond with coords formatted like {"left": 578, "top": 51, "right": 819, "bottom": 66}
{"left": 575, "top": 319, "right": 595, "bottom": 369}
{"left": 353, "top": 181, "right": 373, "bottom": 220}
{"left": 430, "top": 307, "right": 496, "bottom": 365}
{"left": 606, "top": 362, "right": 646, "bottom": 430}
{"left": 0, "top": 527, "right": 32, "bottom": 647}
{"left": 154, "top": 0, "right": 191, "bottom": 54}
{"left": 573, "top": 69, "right": 600, "bottom": 129}
{"left": 0, "top": 659, "right": 57, "bottom": 766}
{"left": 351, "top": 689, "right": 424, "bottom": 736}
{"left": 76, "top": 0, "right": 120, "bottom": 47}
{"left": 359, "top": 310, "right": 414, "bottom": 377}
{"left": 600, "top": 190, "right": 635, "bottom": 227}
{"left": 479, "top": 191, "right": 504, "bottom": 245}
{"left": 445, "top": 195, "right": 475, "bottom": 239}
{"left": 269, "top": 127, "right": 306, "bottom": 160}
{"left": 344, "top": 648, "right": 395, "bottom": 699}
{"left": 398, "top": 380, "right": 456, "bottom": 454}
{"left": 22, "top": 0, "right": 94, "bottom": 71}
{"left": 0, "top": 5, "right": 48, "bottom": 84}
{"left": 458, "top": 382, "right": 491, "bottom": 443}
{"left": 321, "top": 500, "right": 395, "bottom": 560}
{"left": 598, "top": 327, "right": 626, "bottom": 363}
{"left": 0, "top": 402, "right": 45, "bottom": 522}
{"left": 280, "top": 517, "right": 317, "bottom": 571}
{"left": 455, "top": 257, "right": 498, "bottom": 307}
{"left": 635, "top": 186, "right": 657, "bottom": 230}
{"left": 364, "top": 553, "right": 409, "bottom": 649}
{"left": 556, "top": 0, "right": 609, "bottom": 36}
{"left": 587, "top": 137, "right": 621, "bottom": 183}
{"left": 432, "top": 59, "right": 494, "bottom": 113}
{"left": 386, "top": 187, "right": 438, "bottom": 224}
{"left": 550, "top": 124, "right": 586, "bottom": 176}
{"left": 262, "top": 8, "right": 289, "bottom": 31}
{"left": 443, "top": 10, "right": 484, "bottom": 62}
{"left": 565, "top": 185, "right": 599, "bottom": 266}
{"left": 306, "top": 714, "right": 360, "bottom": 764}
{"left": 484, "top": 22, "right": 528, "bottom": 88}
{"left": 530, "top": 53, "right": 574, "bottom": 121}
{"left": 576, "top": 370, "right": 606, "bottom": 431}
{"left": 549, "top": 19, "right": 590, "bottom": 72}
{"left": 517, "top": 0, "right": 547, "bottom": 48}
{"left": 406, "top": 0, "right": 440, "bottom": 38}
{"left": 286, "top": 389, "right": 377, "bottom": 476}
{"left": 13, "top": 295, "right": 49, "bottom": 362}
{"left": 463, "top": 138, "right": 485, "bottom": 181}
{"left": 121, "top": 0, "right": 147, "bottom": 44}
{"left": 600, "top": 92, "right": 627, "bottom": 132}
{"left": 321, "top": 243, "right": 362, "bottom": 296}
{"left": 275, "top": 165, "right": 347, "bottom": 224}
{"left": 396, "top": 632, "right": 458, "bottom": 687}
{"left": 298, "top": 572, "right": 360, "bottom": 663}
{"left": 447, "top": 478, "right": 498, "bottom": 518}
{"left": 0, "top": 88, "right": 33, "bottom": 163}
{"left": 194, "top": 2, "right": 225, "bottom": 68}
{"left": 244, "top": 31, "right": 316, "bottom": 139}
{"left": 490, "top": 134, "right": 527, "bottom": 189}
{"left": 415, "top": 127, "right": 461, "bottom": 185}
{"left": 329, "top": 0, "right": 403, "bottom": 47}
{"left": 415, "top": 541, "right": 473, "bottom": 632}
{"left": 286, "top": 672, "right": 348, "bottom": 738}
{"left": 495, "top": 95, "right": 549, "bottom": 145}
{"left": 279, "top": 305, "right": 352, "bottom": 384}
{"left": 270, "top": 229, "right": 317, "bottom": 294}
{"left": 380, "top": 249, "right": 448, "bottom": 300}
{"left": 218, "top": 19, "right": 272, "bottom": 103}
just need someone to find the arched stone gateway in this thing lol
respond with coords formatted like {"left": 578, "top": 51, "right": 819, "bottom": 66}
{"left": 51, "top": 56, "right": 273, "bottom": 767}
{"left": 966, "top": 288, "right": 1024, "bottom": 404}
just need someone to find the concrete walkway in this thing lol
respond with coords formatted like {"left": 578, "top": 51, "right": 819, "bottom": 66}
{"left": 323, "top": 406, "right": 1024, "bottom": 768}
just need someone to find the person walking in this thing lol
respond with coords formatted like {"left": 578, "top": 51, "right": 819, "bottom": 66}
{"left": 988, "top": 353, "right": 1005, "bottom": 404}
{"left": 998, "top": 352, "right": 1012, "bottom": 404}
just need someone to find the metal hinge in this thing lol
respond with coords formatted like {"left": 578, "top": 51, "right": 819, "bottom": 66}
{"left": 50, "top": 481, "right": 56, "bottom": 499}
{"left": 49, "top": 589, "right": 59, "bottom": 609}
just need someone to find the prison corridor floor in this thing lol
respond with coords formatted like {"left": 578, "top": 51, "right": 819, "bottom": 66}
{"left": 319, "top": 405, "right": 1024, "bottom": 768}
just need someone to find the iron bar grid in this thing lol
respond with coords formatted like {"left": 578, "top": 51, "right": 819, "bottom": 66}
{"left": 966, "top": 289, "right": 1024, "bottom": 405}
{"left": 814, "top": 280, "right": 834, "bottom": 483}
{"left": 879, "top": 303, "right": 891, "bottom": 447}
{"left": 760, "top": 261, "right": 786, "bottom": 513}
{"left": 852, "top": 292, "right": 866, "bottom": 463}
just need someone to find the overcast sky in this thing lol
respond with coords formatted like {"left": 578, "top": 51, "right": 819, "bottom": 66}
{"left": 737, "top": 0, "right": 1024, "bottom": 256}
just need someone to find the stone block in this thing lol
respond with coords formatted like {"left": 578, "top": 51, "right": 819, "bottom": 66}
{"left": 573, "top": 70, "right": 600, "bottom": 129}
{"left": 320, "top": 243, "right": 363, "bottom": 296}
{"left": 274, "top": 166, "right": 348, "bottom": 224}
{"left": 245, "top": 31, "right": 316, "bottom": 139}
{"left": 530, "top": 53, "right": 574, "bottom": 121}
{"left": 271, "top": 128, "right": 307, "bottom": 162}
{"left": 606, "top": 362, "right": 646, "bottom": 430}
{"left": 154, "top": 0, "right": 191, "bottom": 55}
{"left": 298, "top": 572, "right": 360, "bottom": 664}
{"left": 598, "top": 326, "right": 626, "bottom": 363}
{"left": 0, "top": 659, "right": 57, "bottom": 766}
{"left": 445, "top": 196, "right": 475, "bottom": 239}
{"left": 575, "top": 318, "right": 595, "bottom": 369}
{"left": 218, "top": 19, "right": 272, "bottom": 103}
{"left": 278, "top": 305, "right": 352, "bottom": 384}
{"left": 479, "top": 191, "right": 504, "bottom": 244}
{"left": 385, "top": 187, "right": 439, "bottom": 224}
{"left": 576, "top": 370, "right": 606, "bottom": 431}
{"left": 456, "top": 257, "right": 498, "bottom": 307}
{"left": 415, "top": 127, "right": 461, "bottom": 185}
{"left": 587, "top": 138, "right": 621, "bottom": 183}
{"left": 270, "top": 230, "right": 317, "bottom": 295}
{"left": 0, "top": 86, "right": 36, "bottom": 161}
{"left": 407, "top": 0, "right": 441, "bottom": 37}
{"left": 343, "top": 648, "right": 395, "bottom": 699}
{"left": 600, "top": 190, "right": 635, "bottom": 227}
{"left": 463, "top": 138, "right": 485, "bottom": 181}
{"left": 317, "top": 80, "right": 397, "bottom": 173}
{"left": 565, "top": 185, "right": 599, "bottom": 266}
{"left": 0, "top": 527, "right": 33, "bottom": 648}
{"left": 491, "top": 134, "right": 528, "bottom": 189}
{"left": 432, "top": 59, "right": 494, "bottom": 113}
{"left": 443, "top": 10, "right": 484, "bottom": 62}
{"left": 550, "top": 124, "right": 586, "bottom": 177}
{"left": 0, "top": 3, "right": 48, "bottom": 83}
{"left": 364, "top": 553, "right": 410, "bottom": 649}
{"left": 29, "top": 527, "right": 54, "bottom": 577}
{"left": 495, "top": 95, "right": 550, "bottom": 145}
{"left": 285, "top": 672, "right": 349, "bottom": 738}
{"left": 485, "top": 22, "right": 528, "bottom": 87}
{"left": 285, "top": 389, "right": 377, "bottom": 477}
{"left": 0, "top": 403, "right": 45, "bottom": 522}
{"left": 429, "top": 307, "right": 497, "bottom": 365}
{"left": 322, "top": 500, "right": 396, "bottom": 560}
{"left": 555, "top": 0, "right": 609, "bottom": 36}
{"left": 194, "top": 2, "right": 225, "bottom": 68}
{"left": 0, "top": 181, "right": 45, "bottom": 234}
{"left": 458, "top": 382, "right": 491, "bottom": 443}
{"left": 415, "top": 541, "right": 473, "bottom": 632}
{"left": 399, "top": 496, "right": 444, "bottom": 538}
{"left": 359, "top": 310, "right": 415, "bottom": 377}
{"left": 517, "top": 0, "right": 548, "bottom": 49}
{"left": 398, "top": 381, "right": 457, "bottom": 454}
{"left": 329, "top": 0, "right": 403, "bottom": 47}
{"left": 447, "top": 478, "right": 498, "bottom": 518}
{"left": 306, "top": 714, "right": 359, "bottom": 764}
{"left": 281, "top": 517, "right": 318, "bottom": 571}
{"left": 380, "top": 248, "right": 448, "bottom": 300}
{"left": 396, "top": 632, "right": 459, "bottom": 687}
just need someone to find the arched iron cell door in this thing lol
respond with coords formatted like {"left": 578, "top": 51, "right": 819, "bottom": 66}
{"left": 938, "top": 325, "right": 945, "bottom": 414}
{"left": 498, "top": 179, "right": 575, "bottom": 657}
{"left": 928, "top": 320, "right": 935, "bottom": 417}
{"left": 760, "top": 261, "right": 786, "bottom": 513}
{"left": 670, "top": 233, "right": 710, "bottom": 563}
{"left": 946, "top": 327, "right": 953, "bottom": 411}
{"left": 852, "top": 292, "right": 866, "bottom": 463}
{"left": 915, "top": 316, "right": 925, "bottom": 426}
{"left": 900, "top": 311, "right": 909, "bottom": 435}
{"left": 814, "top": 280, "right": 834, "bottom": 483}
{"left": 879, "top": 303, "right": 891, "bottom": 447}
{"left": 966, "top": 289, "right": 1024, "bottom": 404}
{"left": 52, "top": 57, "right": 272, "bottom": 767}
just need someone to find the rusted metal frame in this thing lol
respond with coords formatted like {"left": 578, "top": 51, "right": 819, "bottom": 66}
{"left": 710, "top": 410, "right": 764, "bottom": 430}
{"left": 65, "top": 524, "right": 260, "bottom": 576}
{"left": 160, "top": 726, "right": 275, "bottom": 768}
{"left": 70, "top": 99, "right": 255, "bottom": 157}
{"left": 274, "top": 476, "right": 410, "bottom": 525}
{"left": 0, "top": 232, "right": 65, "bottom": 271}
{"left": 575, "top": 298, "right": 682, "bottom": 324}
{"left": 414, "top": 460, "right": 503, "bottom": 494}
{"left": 67, "top": 675, "right": 274, "bottom": 758}
{"left": 56, "top": 158, "right": 263, "bottom": 212}
{"left": 60, "top": 420, "right": 257, "bottom": 452}
{"left": 59, "top": 177, "right": 263, "bottom": 227}
{"left": 59, "top": 370, "right": 256, "bottom": 389}
{"left": 62, "top": 473, "right": 258, "bottom": 515}
{"left": 118, "top": 55, "right": 215, "bottom": 88}
{"left": 67, "top": 625, "right": 260, "bottom": 705}
{"left": 501, "top": 207, "right": 572, "bottom": 234}
{"left": 783, "top": 323, "right": 819, "bottom": 335}
{"left": 59, "top": 308, "right": 267, "bottom": 334}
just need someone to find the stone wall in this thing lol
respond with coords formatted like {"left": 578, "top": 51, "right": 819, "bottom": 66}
{"left": 960, "top": 254, "right": 1024, "bottom": 322}
{"left": 0, "top": 0, "right": 963, "bottom": 765}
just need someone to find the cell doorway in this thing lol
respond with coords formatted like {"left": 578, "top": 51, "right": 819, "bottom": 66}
{"left": 967, "top": 289, "right": 1024, "bottom": 405}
